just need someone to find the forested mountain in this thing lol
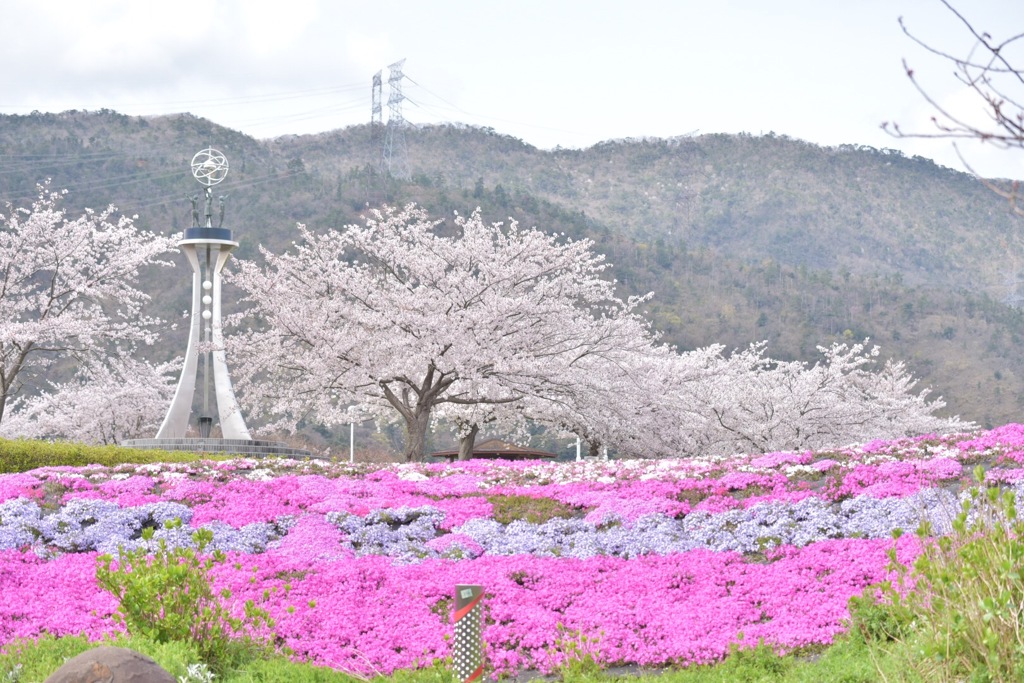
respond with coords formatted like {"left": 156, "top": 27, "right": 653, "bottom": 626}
{"left": 1, "top": 110, "right": 1022, "bottom": 428}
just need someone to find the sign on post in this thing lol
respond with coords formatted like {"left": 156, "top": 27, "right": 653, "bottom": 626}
{"left": 453, "top": 584, "right": 484, "bottom": 682}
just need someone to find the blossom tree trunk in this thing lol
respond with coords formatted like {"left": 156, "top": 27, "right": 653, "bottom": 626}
{"left": 457, "top": 423, "right": 480, "bottom": 461}
{"left": 379, "top": 365, "right": 455, "bottom": 462}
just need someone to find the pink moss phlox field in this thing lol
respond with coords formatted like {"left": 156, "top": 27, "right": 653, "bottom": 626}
{"left": 831, "top": 458, "right": 964, "bottom": 500}
{"left": 499, "top": 480, "right": 691, "bottom": 522}
{"left": 0, "top": 550, "right": 119, "bottom": 643}
{"left": 0, "top": 473, "right": 40, "bottom": 503}
{"left": 95, "top": 476, "right": 161, "bottom": 506}
{"left": 4, "top": 424, "right": 1024, "bottom": 676}
{"left": 984, "top": 468, "right": 1024, "bottom": 484}
{"left": 956, "top": 423, "right": 1024, "bottom": 454}
{"left": 264, "top": 514, "right": 353, "bottom": 567}
{"left": 0, "top": 537, "right": 919, "bottom": 676}
{"left": 748, "top": 452, "right": 814, "bottom": 469}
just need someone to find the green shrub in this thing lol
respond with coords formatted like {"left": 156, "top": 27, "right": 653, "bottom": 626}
{"left": 548, "top": 625, "right": 604, "bottom": 683}
{"left": 851, "top": 466, "right": 1024, "bottom": 682}
{"left": 711, "top": 640, "right": 791, "bottom": 683}
{"left": 95, "top": 521, "right": 277, "bottom": 676}
{"left": 847, "top": 578, "right": 917, "bottom": 645}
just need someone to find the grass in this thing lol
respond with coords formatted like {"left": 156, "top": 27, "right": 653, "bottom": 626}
{"left": 1, "top": 631, "right": 922, "bottom": 683}
{"left": 486, "top": 494, "right": 586, "bottom": 524}
{"left": 0, "top": 633, "right": 365, "bottom": 682}
{"left": 841, "top": 469, "right": 1024, "bottom": 683}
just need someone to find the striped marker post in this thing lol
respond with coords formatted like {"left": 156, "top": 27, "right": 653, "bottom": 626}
{"left": 453, "top": 584, "right": 484, "bottom": 683}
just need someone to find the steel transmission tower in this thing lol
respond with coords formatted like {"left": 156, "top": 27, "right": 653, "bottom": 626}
{"left": 371, "top": 70, "right": 383, "bottom": 168}
{"left": 382, "top": 58, "right": 410, "bottom": 180}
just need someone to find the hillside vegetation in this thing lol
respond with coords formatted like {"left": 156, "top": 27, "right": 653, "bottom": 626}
{"left": 0, "top": 110, "right": 1021, "bottom": 429}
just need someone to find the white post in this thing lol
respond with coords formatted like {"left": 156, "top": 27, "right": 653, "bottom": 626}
{"left": 575, "top": 436, "right": 581, "bottom": 462}
{"left": 349, "top": 422, "right": 355, "bottom": 463}
{"left": 602, "top": 445, "right": 609, "bottom": 461}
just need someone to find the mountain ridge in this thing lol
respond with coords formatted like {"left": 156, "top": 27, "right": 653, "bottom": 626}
{"left": 0, "top": 110, "right": 1021, "bottom": 429}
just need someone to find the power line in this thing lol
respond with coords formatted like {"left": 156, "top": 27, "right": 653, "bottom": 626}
{"left": 0, "top": 151, "right": 127, "bottom": 159}
{"left": 0, "top": 149, "right": 305, "bottom": 213}
{"left": 403, "top": 75, "right": 472, "bottom": 117}
{"left": 0, "top": 152, "right": 142, "bottom": 177}
{"left": 117, "top": 169, "right": 306, "bottom": 215}
{"left": 231, "top": 99, "right": 368, "bottom": 131}
{"left": 403, "top": 72, "right": 592, "bottom": 144}
{"left": 2, "top": 81, "right": 372, "bottom": 142}
{"left": 0, "top": 83, "right": 368, "bottom": 112}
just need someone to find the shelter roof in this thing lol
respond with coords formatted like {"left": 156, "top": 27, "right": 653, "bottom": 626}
{"left": 429, "top": 438, "right": 559, "bottom": 462}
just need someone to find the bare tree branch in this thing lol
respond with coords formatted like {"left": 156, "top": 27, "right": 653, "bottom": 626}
{"left": 883, "top": 2, "right": 1024, "bottom": 212}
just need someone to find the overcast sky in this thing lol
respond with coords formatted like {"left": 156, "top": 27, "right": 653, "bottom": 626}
{"left": 3, "top": 0, "right": 1024, "bottom": 179}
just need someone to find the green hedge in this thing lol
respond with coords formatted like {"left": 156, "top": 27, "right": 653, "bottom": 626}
{"left": 0, "top": 438, "right": 209, "bottom": 473}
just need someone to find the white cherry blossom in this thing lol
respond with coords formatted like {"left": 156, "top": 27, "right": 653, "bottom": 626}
{"left": 0, "top": 184, "right": 176, "bottom": 425}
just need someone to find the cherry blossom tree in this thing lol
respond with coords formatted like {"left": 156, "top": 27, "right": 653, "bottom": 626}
{"left": 490, "top": 332, "right": 682, "bottom": 459}
{"left": 0, "top": 185, "right": 176, "bottom": 425}
{"left": 0, "top": 351, "right": 180, "bottom": 445}
{"left": 228, "top": 204, "right": 659, "bottom": 461}
{"left": 431, "top": 400, "right": 530, "bottom": 461}
{"left": 431, "top": 330, "right": 663, "bottom": 461}
{"left": 514, "top": 340, "right": 967, "bottom": 460}
{"left": 228, "top": 202, "right": 962, "bottom": 461}
{"left": 656, "top": 341, "right": 970, "bottom": 456}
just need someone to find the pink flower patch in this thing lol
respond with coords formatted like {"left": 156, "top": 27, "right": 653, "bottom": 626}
{"left": 749, "top": 451, "right": 813, "bottom": 468}
{"left": 0, "top": 473, "right": 41, "bottom": 503}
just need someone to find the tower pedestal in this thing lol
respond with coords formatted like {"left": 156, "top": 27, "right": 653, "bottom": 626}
{"left": 123, "top": 437, "right": 314, "bottom": 459}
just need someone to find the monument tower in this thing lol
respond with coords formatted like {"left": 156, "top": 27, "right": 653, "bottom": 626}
{"left": 126, "top": 149, "right": 309, "bottom": 458}
{"left": 158, "top": 148, "right": 248, "bottom": 441}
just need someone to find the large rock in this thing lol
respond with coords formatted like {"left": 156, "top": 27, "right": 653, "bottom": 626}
{"left": 44, "top": 646, "right": 175, "bottom": 683}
